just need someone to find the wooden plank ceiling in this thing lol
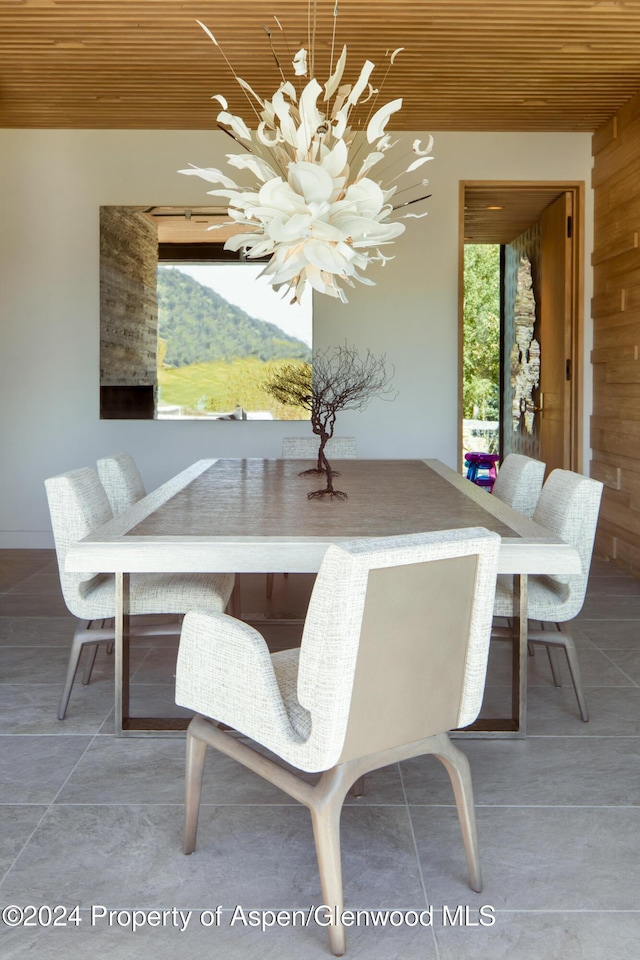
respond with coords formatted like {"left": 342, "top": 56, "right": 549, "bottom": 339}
{"left": 2, "top": 0, "right": 640, "bottom": 132}
{"left": 463, "top": 185, "right": 571, "bottom": 244}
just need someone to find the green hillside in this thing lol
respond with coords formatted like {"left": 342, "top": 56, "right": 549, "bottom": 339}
{"left": 157, "top": 267, "right": 311, "bottom": 367}
{"left": 157, "top": 356, "right": 310, "bottom": 420}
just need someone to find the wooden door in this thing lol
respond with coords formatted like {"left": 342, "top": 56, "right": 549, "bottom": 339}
{"left": 538, "top": 192, "right": 574, "bottom": 473}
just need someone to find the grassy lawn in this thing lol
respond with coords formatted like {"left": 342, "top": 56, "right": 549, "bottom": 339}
{"left": 158, "top": 356, "right": 310, "bottom": 420}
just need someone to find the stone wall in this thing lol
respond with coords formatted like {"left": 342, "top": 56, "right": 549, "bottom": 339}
{"left": 503, "top": 223, "right": 541, "bottom": 459}
{"left": 100, "top": 206, "right": 158, "bottom": 390}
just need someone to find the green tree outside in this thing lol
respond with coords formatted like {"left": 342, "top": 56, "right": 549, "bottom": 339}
{"left": 463, "top": 244, "right": 500, "bottom": 423}
{"left": 462, "top": 244, "right": 500, "bottom": 453}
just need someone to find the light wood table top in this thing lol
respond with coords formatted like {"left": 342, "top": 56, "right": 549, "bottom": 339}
{"left": 67, "top": 458, "right": 580, "bottom": 577}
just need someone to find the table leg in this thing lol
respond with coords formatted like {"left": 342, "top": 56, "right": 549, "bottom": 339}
{"left": 512, "top": 573, "right": 528, "bottom": 737}
{"left": 115, "top": 572, "right": 130, "bottom": 736}
{"left": 453, "top": 572, "right": 528, "bottom": 739}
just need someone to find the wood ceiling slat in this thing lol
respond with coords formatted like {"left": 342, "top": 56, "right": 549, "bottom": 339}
{"left": 2, "top": 0, "right": 640, "bottom": 131}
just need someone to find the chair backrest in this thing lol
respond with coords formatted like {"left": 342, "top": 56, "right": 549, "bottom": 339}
{"left": 532, "top": 469, "right": 603, "bottom": 615}
{"left": 492, "top": 453, "right": 546, "bottom": 518}
{"left": 295, "top": 527, "right": 500, "bottom": 770}
{"left": 281, "top": 437, "right": 357, "bottom": 459}
{"left": 96, "top": 452, "right": 146, "bottom": 516}
{"left": 44, "top": 467, "right": 114, "bottom": 618}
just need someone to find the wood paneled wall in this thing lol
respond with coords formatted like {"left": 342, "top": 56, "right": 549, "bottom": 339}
{"left": 592, "top": 90, "right": 640, "bottom": 571}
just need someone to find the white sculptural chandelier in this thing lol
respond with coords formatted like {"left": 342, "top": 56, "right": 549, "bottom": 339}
{"left": 180, "top": 7, "right": 433, "bottom": 303}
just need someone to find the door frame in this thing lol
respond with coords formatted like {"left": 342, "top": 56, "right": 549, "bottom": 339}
{"left": 458, "top": 180, "right": 585, "bottom": 474}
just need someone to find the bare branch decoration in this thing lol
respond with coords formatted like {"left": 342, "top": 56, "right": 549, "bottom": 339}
{"left": 263, "top": 344, "right": 396, "bottom": 499}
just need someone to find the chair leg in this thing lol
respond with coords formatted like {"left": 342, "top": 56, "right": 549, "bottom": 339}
{"left": 558, "top": 625, "right": 589, "bottom": 722}
{"left": 58, "top": 622, "right": 95, "bottom": 720}
{"left": 184, "top": 720, "right": 209, "bottom": 855}
{"left": 309, "top": 768, "right": 350, "bottom": 957}
{"left": 430, "top": 733, "right": 482, "bottom": 892}
{"left": 230, "top": 579, "right": 242, "bottom": 618}
{"left": 266, "top": 572, "right": 275, "bottom": 599}
{"left": 82, "top": 643, "right": 100, "bottom": 686}
{"left": 545, "top": 644, "right": 563, "bottom": 688}
{"left": 529, "top": 623, "right": 589, "bottom": 722}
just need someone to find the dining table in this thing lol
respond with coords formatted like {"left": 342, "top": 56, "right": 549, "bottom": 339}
{"left": 65, "top": 457, "right": 581, "bottom": 737}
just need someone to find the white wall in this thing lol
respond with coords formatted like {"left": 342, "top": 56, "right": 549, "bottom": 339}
{"left": 0, "top": 129, "right": 593, "bottom": 547}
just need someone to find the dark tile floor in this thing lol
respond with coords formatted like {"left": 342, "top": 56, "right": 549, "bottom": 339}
{"left": 0, "top": 550, "right": 639, "bottom": 959}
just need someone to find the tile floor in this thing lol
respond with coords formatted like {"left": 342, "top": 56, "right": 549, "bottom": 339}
{"left": 0, "top": 550, "right": 639, "bottom": 959}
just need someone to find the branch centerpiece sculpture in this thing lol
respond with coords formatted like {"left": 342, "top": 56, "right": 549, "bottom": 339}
{"left": 264, "top": 344, "right": 396, "bottom": 499}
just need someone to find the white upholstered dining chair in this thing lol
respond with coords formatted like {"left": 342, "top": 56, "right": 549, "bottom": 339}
{"left": 96, "top": 452, "right": 146, "bottom": 516}
{"left": 281, "top": 436, "right": 358, "bottom": 459}
{"left": 493, "top": 468, "right": 603, "bottom": 721}
{"left": 45, "top": 467, "right": 235, "bottom": 720}
{"left": 175, "top": 526, "right": 501, "bottom": 956}
{"left": 491, "top": 453, "right": 546, "bottom": 518}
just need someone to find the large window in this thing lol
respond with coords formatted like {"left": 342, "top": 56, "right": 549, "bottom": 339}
{"left": 99, "top": 206, "right": 312, "bottom": 420}
{"left": 156, "top": 261, "right": 312, "bottom": 420}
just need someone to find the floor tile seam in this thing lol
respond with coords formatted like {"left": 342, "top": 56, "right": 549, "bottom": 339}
{"left": 0, "top": 800, "right": 62, "bottom": 888}
{"left": 44, "top": 801, "right": 410, "bottom": 808}
{"left": 407, "top": 803, "right": 640, "bottom": 810}
{"left": 3, "top": 568, "right": 62, "bottom": 586}
{"left": 15, "top": 801, "right": 635, "bottom": 811}
{"left": 396, "top": 762, "right": 441, "bottom": 958}
{"left": 474, "top": 908, "right": 640, "bottom": 915}
{"left": 129, "top": 653, "right": 165, "bottom": 681}
{"left": 0, "top": 620, "right": 76, "bottom": 624}
{"left": 528, "top": 733, "right": 640, "bottom": 739}
{"left": 0, "top": 733, "right": 99, "bottom": 739}
{"left": 46, "top": 727, "right": 105, "bottom": 810}
{"left": 595, "top": 649, "right": 640, "bottom": 688}
{"left": 0, "top": 732, "right": 108, "bottom": 737}
{"left": 576, "top": 616, "right": 640, "bottom": 622}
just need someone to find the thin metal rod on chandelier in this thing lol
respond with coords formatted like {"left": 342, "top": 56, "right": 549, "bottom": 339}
{"left": 261, "top": 23, "right": 287, "bottom": 85}
{"left": 391, "top": 193, "right": 432, "bottom": 212}
{"left": 196, "top": 20, "right": 263, "bottom": 127}
{"left": 308, "top": 0, "right": 319, "bottom": 78}
{"left": 329, "top": 0, "right": 340, "bottom": 75}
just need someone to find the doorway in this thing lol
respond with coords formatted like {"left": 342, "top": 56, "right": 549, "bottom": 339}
{"left": 459, "top": 181, "right": 584, "bottom": 476}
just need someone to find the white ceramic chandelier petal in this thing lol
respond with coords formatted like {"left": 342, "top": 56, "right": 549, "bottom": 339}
{"left": 366, "top": 98, "right": 403, "bottom": 142}
{"left": 181, "top": 28, "right": 433, "bottom": 303}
